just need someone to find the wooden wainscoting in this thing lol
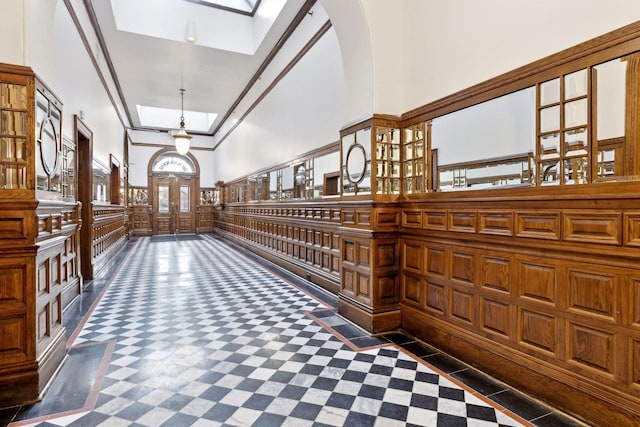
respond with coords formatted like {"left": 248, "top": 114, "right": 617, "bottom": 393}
{"left": 90, "top": 205, "right": 127, "bottom": 277}
{"left": 399, "top": 182, "right": 640, "bottom": 426}
{"left": 129, "top": 205, "right": 152, "bottom": 236}
{"left": 215, "top": 203, "right": 342, "bottom": 294}
{"left": 196, "top": 205, "right": 215, "bottom": 233}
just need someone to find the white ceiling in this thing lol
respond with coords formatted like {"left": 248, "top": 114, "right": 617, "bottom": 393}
{"left": 87, "top": 0, "right": 308, "bottom": 135}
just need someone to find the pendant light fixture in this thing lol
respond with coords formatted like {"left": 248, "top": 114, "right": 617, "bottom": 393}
{"left": 173, "top": 88, "right": 191, "bottom": 155}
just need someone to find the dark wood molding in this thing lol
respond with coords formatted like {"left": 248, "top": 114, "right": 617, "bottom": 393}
{"left": 62, "top": 0, "right": 128, "bottom": 128}
{"left": 213, "top": 18, "right": 332, "bottom": 151}
{"left": 83, "top": 0, "right": 133, "bottom": 127}
{"left": 211, "top": 0, "right": 318, "bottom": 140}
{"left": 129, "top": 140, "right": 214, "bottom": 151}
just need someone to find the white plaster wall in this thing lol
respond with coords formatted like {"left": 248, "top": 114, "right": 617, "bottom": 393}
{"left": 320, "top": 0, "right": 373, "bottom": 124}
{"left": 212, "top": 29, "right": 345, "bottom": 183}
{"left": 0, "top": 0, "right": 28, "bottom": 66}
{"left": 28, "top": 0, "right": 124, "bottom": 168}
{"left": 400, "top": 0, "right": 640, "bottom": 113}
{"left": 128, "top": 130, "right": 215, "bottom": 187}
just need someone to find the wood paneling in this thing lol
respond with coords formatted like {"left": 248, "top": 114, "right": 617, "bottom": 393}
{"left": 567, "top": 322, "right": 614, "bottom": 375}
{"left": 479, "top": 211, "right": 513, "bottom": 236}
{"left": 515, "top": 211, "right": 561, "bottom": 240}
{"left": 481, "top": 256, "right": 510, "bottom": 293}
{"left": 519, "top": 309, "right": 556, "bottom": 354}
{"left": 519, "top": 262, "right": 556, "bottom": 304}
{"left": 563, "top": 212, "right": 621, "bottom": 245}
{"left": 568, "top": 270, "right": 615, "bottom": 318}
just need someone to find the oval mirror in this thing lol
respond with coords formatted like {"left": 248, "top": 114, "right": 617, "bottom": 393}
{"left": 346, "top": 143, "right": 367, "bottom": 184}
{"left": 39, "top": 117, "right": 59, "bottom": 175}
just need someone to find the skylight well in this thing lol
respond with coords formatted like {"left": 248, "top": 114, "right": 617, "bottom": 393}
{"left": 136, "top": 105, "right": 217, "bottom": 133}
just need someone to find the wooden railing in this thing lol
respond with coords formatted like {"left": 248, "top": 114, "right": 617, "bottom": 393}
{"left": 215, "top": 202, "right": 342, "bottom": 294}
{"left": 91, "top": 205, "right": 127, "bottom": 277}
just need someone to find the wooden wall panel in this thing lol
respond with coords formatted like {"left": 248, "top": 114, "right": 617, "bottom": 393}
{"left": 424, "top": 211, "right": 447, "bottom": 230}
{"left": 625, "top": 213, "right": 640, "bottom": 247}
{"left": 449, "top": 211, "right": 476, "bottom": 233}
{"left": 568, "top": 270, "right": 615, "bottom": 319}
{"left": 519, "top": 309, "right": 556, "bottom": 354}
{"left": 481, "top": 256, "right": 511, "bottom": 293}
{"left": 402, "top": 273, "right": 422, "bottom": 305}
{"left": 426, "top": 281, "right": 445, "bottom": 314}
{"left": 426, "top": 248, "right": 445, "bottom": 277}
{"left": 403, "top": 210, "right": 422, "bottom": 228}
{"left": 518, "top": 262, "right": 557, "bottom": 304}
{"left": 563, "top": 212, "right": 621, "bottom": 245}
{"left": 402, "top": 241, "right": 423, "bottom": 274}
{"left": 450, "top": 289, "right": 474, "bottom": 323}
{"left": 567, "top": 322, "right": 615, "bottom": 376}
{"left": 515, "top": 212, "right": 560, "bottom": 240}
{"left": 450, "top": 251, "right": 476, "bottom": 285}
{"left": 481, "top": 297, "right": 510, "bottom": 337}
{"left": 632, "top": 339, "right": 640, "bottom": 388}
{"left": 479, "top": 211, "right": 513, "bottom": 236}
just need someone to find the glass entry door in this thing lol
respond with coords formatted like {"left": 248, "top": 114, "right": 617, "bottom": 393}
{"left": 153, "top": 175, "right": 195, "bottom": 234}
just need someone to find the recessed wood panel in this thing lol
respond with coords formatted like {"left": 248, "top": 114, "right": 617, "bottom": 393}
{"left": 424, "top": 211, "right": 447, "bottom": 230}
{"left": 634, "top": 278, "right": 640, "bottom": 326}
{"left": 426, "top": 282, "right": 445, "bottom": 313}
{"left": 38, "top": 305, "right": 50, "bottom": 341}
{"left": 0, "top": 217, "right": 26, "bottom": 239}
{"left": 343, "top": 210, "right": 356, "bottom": 225}
{"left": 342, "top": 270, "right": 355, "bottom": 294}
{"left": 0, "top": 317, "right": 26, "bottom": 354}
{"left": 451, "top": 290, "right": 474, "bottom": 323}
{"left": 563, "top": 212, "right": 621, "bottom": 245}
{"left": 38, "top": 261, "right": 48, "bottom": 295}
{"left": 403, "top": 210, "right": 423, "bottom": 228}
{"left": 402, "top": 274, "right": 421, "bottom": 305}
{"left": 426, "top": 248, "right": 445, "bottom": 276}
{"left": 569, "top": 270, "right": 615, "bottom": 318}
{"left": 482, "top": 256, "right": 510, "bottom": 293}
{"left": 624, "top": 213, "right": 640, "bottom": 247}
{"left": 378, "top": 275, "right": 398, "bottom": 302}
{"left": 359, "top": 244, "right": 371, "bottom": 267}
{"left": 51, "top": 255, "right": 60, "bottom": 287}
{"left": 377, "top": 244, "right": 395, "bottom": 268}
{"left": 632, "top": 339, "right": 640, "bottom": 387}
{"left": 520, "top": 309, "right": 556, "bottom": 353}
{"left": 343, "top": 241, "right": 355, "bottom": 263}
{"left": 479, "top": 211, "right": 513, "bottom": 236}
{"left": 481, "top": 298, "right": 510, "bottom": 336}
{"left": 358, "top": 210, "right": 371, "bottom": 226}
{"left": 515, "top": 212, "right": 560, "bottom": 240}
{"left": 568, "top": 322, "right": 614, "bottom": 374}
{"left": 357, "top": 272, "right": 370, "bottom": 299}
{"left": 403, "top": 242, "right": 423, "bottom": 273}
{"left": 451, "top": 252, "right": 476, "bottom": 285}
{"left": 376, "top": 210, "right": 398, "bottom": 226}
{"left": 520, "top": 263, "right": 556, "bottom": 303}
{"left": 52, "top": 294, "right": 61, "bottom": 326}
{"left": 449, "top": 211, "right": 476, "bottom": 233}
{"left": 0, "top": 266, "right": 26, "bottom": 304}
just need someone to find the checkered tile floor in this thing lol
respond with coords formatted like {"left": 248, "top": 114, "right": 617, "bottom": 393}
{"left": 10, "top": 235, "right": 532, "bottom": 427}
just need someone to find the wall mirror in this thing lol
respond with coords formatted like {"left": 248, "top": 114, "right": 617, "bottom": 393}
{"left": 593, "top": 56, "right": 626, "bottom": 181}
{"left": 432, "top": 87, "right": 536, "bottom": 191}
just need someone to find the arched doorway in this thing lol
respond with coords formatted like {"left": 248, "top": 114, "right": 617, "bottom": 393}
{"left": 149, "top": 150, "right": 199, "bottom": 234}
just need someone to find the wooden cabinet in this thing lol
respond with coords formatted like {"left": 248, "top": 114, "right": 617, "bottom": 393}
{"left": 0, "top": 64, "right": 80, "bottom": 407}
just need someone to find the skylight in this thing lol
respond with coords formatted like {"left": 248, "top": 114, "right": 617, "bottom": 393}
{"left": 136, "top": 105, "right": 218, "bottom": 132}
{"left": 185, "top": 0, "right": 260, "bottom": 16}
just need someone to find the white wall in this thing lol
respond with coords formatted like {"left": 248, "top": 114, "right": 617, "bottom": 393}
{"left": 27, "top": 0, "right": 124, "bottom": 168}
{"left": 399, "top": 0, "right": 640, "bottom": 113}
{"left": 213, "top": 28, "right": 345, "bottom": 183}
{"left": 0, "top": 0, "right": 28, "bottom": 66}
{"left": 128, "top": 129, "right": 215, "bottom": 187}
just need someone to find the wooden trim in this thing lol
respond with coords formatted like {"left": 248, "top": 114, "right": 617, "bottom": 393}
{"left": 62, "top": 0, "right": 128, "bottom": 128}
{"left": 0, "top": 62, "right": 35, "bottom": 77}
{"left": 129, "top": 140, "right": 214, "bottom": 151}
{"left": 211, "top": 0, "right": 317, "bottom": 139}
{"left": 83, "top": 0, "right": 133, "bottom": 127}
{"left": 212, "top": 19, "right": 332, "bottom": 150}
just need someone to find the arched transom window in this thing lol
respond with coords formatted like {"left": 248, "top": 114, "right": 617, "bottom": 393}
{"left": 152, "top": 153, "right": 195, "bottom": 173}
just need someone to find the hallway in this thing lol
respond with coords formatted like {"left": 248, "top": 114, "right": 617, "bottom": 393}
{"left": 2, "top": 236, "right": 581, "bottom": 427}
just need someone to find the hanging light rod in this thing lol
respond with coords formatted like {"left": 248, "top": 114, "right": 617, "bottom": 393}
{"left": 173, "top": 88, "right": 192, "bottom": 155}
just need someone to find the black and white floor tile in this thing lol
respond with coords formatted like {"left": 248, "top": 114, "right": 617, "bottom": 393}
{"left": 2, "top": 235, "right": 583, "bottom": 427}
